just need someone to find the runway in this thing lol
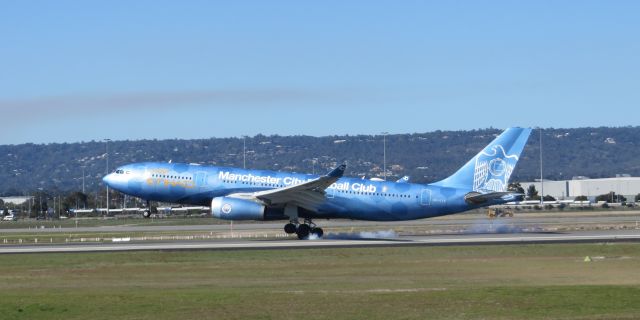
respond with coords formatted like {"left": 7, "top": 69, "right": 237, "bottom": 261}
{"left": 1, "top": 229, "right": 639, "bottom": 254}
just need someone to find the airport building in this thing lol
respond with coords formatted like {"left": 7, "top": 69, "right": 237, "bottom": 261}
{"left": 0, "top": 196, "right": 33, "bottom": 205}
{"left": 520, "top": 176, "right": 640, "bottom": 201}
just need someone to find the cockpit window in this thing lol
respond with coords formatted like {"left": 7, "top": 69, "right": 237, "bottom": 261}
{"left": 115, "top": 169, "right": 124, "bottom": 174}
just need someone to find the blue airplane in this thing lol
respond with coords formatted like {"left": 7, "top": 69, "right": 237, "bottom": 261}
{"left": 103, "top": 127, "right": 531, "bottom": 239}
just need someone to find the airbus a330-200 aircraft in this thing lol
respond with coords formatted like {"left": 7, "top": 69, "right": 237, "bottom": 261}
{"left": 103, "top": 127, "right": 532, "bottom": 239}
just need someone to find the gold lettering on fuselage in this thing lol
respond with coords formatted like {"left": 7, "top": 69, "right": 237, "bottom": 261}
{"left": 146, "top": 176, "right": 195, "bottom": 189}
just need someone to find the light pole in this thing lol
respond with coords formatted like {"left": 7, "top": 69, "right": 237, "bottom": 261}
{"left": 382, "top": 132, "right": 388, "bottom": 181}
{"left": 243, "top": 136, "right": 247, "bottom": 169}
{"left": 539, "top": 128, "right": 544, "bottom": 205}
{"left": 104, "top": 139, "right": 111, "bottom": 215}
{"left": 81, "top": 166, "right": 85, "bottom": 194}
{"left": 37, "top": 187, "right": 43, "bottom": 218}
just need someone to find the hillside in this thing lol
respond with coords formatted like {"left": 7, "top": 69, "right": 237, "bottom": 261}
{"left": 1, "top": 127, "right": 639, "bottom": 195}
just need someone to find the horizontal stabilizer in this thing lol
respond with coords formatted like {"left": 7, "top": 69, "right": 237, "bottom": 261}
{"left": 464, "top": 191, "right": 524, "bottom": 204}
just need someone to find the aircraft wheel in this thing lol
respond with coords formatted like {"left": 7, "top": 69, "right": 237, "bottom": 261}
{"left": 311, "top": 227, "right": 324, "bottom": 238}
{"left": 284, "top": 223, "right": 297, "bottom": 234}
{"left": 296, "top": 224, "right": 311, "bottom": 240}
{"left": 142, "top": 210, "right": 151, "bottom": 218}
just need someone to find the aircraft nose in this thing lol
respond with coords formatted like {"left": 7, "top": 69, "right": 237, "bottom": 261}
{"left": 103, "top": 173, "right": 114, "bottom": 186}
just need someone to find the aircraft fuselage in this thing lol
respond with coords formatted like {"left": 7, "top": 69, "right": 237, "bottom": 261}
{"left": 104, "top": 162, "right": 492, "bottom": 221}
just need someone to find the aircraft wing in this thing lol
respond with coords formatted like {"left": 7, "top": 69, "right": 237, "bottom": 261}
{"left": 464, "top": 191, "right": 524, "bottom": 204}
{"left": 229, "top": 165, "right": 346, "bottom": 211}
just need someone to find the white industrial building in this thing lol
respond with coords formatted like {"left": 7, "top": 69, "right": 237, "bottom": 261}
{"left": 0, "top": 196, "right": 33, "bottom": 205}
{"left": 520, "top": 176, "right": 640, "bottom": 201}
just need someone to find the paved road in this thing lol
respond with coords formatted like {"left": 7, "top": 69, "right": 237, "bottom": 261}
{"left": 2, "top": 213, "right": 640, "bottom": 233}
{"left": 1, "top": 229, "right": 639, "bottom": 254}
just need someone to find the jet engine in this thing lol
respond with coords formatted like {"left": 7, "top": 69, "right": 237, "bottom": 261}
{"left": 211, "top": 197, "right": 267, "bottom": 220}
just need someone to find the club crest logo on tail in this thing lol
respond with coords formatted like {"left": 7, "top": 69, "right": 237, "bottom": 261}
{"left": 473, "top": 145, "right": 519, "bottom": 192}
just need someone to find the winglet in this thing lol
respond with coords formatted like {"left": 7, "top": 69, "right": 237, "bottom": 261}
{"left": 326, "top": 164, "right": 346, "bottom": 178}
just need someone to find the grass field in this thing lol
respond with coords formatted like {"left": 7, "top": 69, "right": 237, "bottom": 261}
{"left": 1, "top": 243, "right": 640, "bottom": 319}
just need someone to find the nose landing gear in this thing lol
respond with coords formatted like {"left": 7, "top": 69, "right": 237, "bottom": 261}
{"left": 142, "top": 200, "right": 157, "bottom": 219}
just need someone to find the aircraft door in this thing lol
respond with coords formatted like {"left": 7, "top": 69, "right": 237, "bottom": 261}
{"left": 144, "top": 167, "right": 158, "bottom": 193}
{"left": 420, "top": 189, "right": 431, "bottom": 206}
{"left": 326, "top": 186, "right": 336, "bottom": 199}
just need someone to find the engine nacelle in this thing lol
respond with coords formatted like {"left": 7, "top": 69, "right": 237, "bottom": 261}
{"left": 211, "top": 197, "right": 266, "bottom": 220}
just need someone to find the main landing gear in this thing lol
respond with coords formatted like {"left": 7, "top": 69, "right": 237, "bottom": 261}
{"left": 284, "top": 219, "right": 323, "bottom": 240}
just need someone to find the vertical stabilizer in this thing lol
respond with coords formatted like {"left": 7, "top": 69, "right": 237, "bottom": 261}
{"left": 432, "top": 127, "right": 532, "bottom": 192}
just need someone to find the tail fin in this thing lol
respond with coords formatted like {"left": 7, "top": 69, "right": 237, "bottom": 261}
{"left": 433, "top": 127, "right": 532, "bottom": 192}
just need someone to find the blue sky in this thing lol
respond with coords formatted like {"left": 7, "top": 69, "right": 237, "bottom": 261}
{"left": 1, "top": 1, "right": 638, "bottom": 144}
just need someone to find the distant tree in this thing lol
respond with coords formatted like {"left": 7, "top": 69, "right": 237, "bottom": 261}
{"left": 1, "top": 188, "right": 20, "bottom": 197}
{"left": 595, "top": 193, "right": 611, "bottom": 203}
{"left": 65, "top": 192, "right": 88, "bottom": 210}
{"left": 635, "top": 194, "right": 640, "bottom": 202}
{"left": 508, "top": 182, "right": 525, "bottom": 194}
{"left": 543, "top": 195, "right": 556, "bottom": 201}
{"left": 30, "top": 191, "right": 50, "bottom": 218}
{"left": 595, "top": 192, "right": 626, "bottom": 203}
{"left": 2, "top": 207, "right": 8, "bottom": 216}
{"left": 0, "top": 198, "right": 4, "bottom": 208}
{"left": 574, "top": 195, "right": 588, "bottom": 201}
{"left": 527, "top": 185, "right": 540, "bottom": 200}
